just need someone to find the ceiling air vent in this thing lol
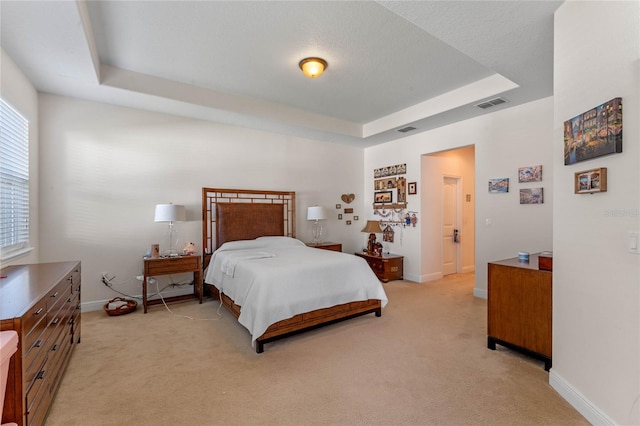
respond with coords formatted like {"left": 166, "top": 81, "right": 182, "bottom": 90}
{"left": 476, "top": 97, "right": 508, "bottom": 110}
{"left": 397, "top": 126, "right": 416, "bottom": 133}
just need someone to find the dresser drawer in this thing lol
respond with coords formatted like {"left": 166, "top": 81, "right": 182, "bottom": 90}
{"left": 145, "top": 256, "right": 200, "bottom": 275}
{"left": 24, "top": 329, "right": 49, "bottom": 386}
{"left": 22, "top": 300, "right": 47, "bottom": 340}
{"left": 46, "top": 282, "right": 70, "bottom": 313}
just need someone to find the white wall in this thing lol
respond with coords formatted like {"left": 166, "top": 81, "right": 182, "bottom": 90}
{"left": 38, "top": 94, "right": 367, "bottom": 309}
{"left": 551, "top": 2, "right": 640, "bottom": 424}
{"left": 365, "top": 97, "right": 554, "bottom": 294}
{"left": 1, "top": 49, "right": 40, "bottom": 265}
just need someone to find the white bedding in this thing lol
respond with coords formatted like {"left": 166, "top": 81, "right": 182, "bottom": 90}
{"left": 204, "top": 237, "right": 388, "bottom": 346}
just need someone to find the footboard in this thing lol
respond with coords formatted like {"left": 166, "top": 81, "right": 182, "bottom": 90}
{"left": 206, "top": 284, "right": 382, "bottom": 353}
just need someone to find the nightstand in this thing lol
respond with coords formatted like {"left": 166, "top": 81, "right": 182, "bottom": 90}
{"left": 354, "top": 252, "right": 403, "bottom": 282}
{"left": 306, "top": 242, "right": 342, "bottom": 252}
{"left": 142, "top": 255, "right": 203, "bottom": 313}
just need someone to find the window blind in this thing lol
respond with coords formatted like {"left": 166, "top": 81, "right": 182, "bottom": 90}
{"left": 0, "top": 98, "right": 30, "bottom": 258}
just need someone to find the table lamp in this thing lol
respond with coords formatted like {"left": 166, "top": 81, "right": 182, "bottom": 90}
{"left": 154, "top": 203, "right": 185, "bottom": 256}
{"left": 361, "top": 220, "right": 383, "bottom": 255}
{"left": 307, "top": 205, "right": 327, "bottom": 244}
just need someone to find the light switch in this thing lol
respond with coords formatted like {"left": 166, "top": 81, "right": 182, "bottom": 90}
{"left": 485, "top": 218, "right": 492, "bottom": 226}
{"left": 629, "top": 231, "right": 639, "bottom": 255}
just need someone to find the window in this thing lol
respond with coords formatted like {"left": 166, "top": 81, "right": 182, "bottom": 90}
{"left": 1, "top": 98, "right": 30, "bottom": 259}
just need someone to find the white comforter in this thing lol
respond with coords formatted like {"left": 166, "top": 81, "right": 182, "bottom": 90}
{"left": 204, "top": 237, "right": 388, "bottom": 346}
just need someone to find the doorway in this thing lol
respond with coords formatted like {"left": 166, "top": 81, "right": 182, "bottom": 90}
{"left": 420, "top": 145, "right": 475, "bottom": 281}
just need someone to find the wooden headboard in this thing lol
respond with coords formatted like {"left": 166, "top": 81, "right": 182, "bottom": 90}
{"left": 202, "top": 188, "right": 296, "bottom": 266}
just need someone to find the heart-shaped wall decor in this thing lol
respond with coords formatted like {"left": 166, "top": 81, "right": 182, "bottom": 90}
{"left": 341, "top": 193, "right": 355, "bottom": 204}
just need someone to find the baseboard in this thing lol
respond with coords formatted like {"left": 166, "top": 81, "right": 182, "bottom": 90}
{"left": 461, "top": 265, "right": 475, "bottom": 274}
{"left": 473, "top": 287, "right": 487, "bottom": 299}
{"left": 420, "top": 272, "right": 443, "bottom": 282}
{"left": 402, "top": 273, "right": 420, "bottom": 282}
{"left": 81, "top": 286, "right": 195, "bottom": 312}
{"left": 549, "top": 369, "right": 615, "bottom": 425}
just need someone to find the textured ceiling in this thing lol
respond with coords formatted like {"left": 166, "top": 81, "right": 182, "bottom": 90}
{"left": 0, "top": 0, "right": 562, "bottom": 147}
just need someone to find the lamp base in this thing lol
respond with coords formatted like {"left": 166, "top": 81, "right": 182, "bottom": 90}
{"left": 311, "top": 221, "right": 323, "bottom": 244}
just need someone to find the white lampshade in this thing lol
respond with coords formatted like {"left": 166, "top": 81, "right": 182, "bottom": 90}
{"left": 307, "top": 206, "right": 327, "bottom": 221}
{"left": 154, "top": 203, "right": 186, "bottom": 222}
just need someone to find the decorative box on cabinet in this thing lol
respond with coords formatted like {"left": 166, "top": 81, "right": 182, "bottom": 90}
{"left": 0, "top": 261, "right": 81, "bottom": 426}
{"left": 354, "top": 252, "right": 403, "bottom": 282}
{"left": 487, "top": 254, "right": 552, "bottom": 370}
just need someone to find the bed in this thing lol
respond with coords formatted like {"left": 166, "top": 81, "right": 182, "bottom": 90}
{"left": 202, "top": 188, "right": 388, "bottom": 353}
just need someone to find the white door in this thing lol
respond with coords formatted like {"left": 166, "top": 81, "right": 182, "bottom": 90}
{"left": 442, "top": 177, "right": 459, "bottom": 275}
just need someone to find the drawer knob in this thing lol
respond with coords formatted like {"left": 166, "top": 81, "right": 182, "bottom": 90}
{"left": 35, "top": 307, "right": 44, "bottom": 315}
{"left": 51, "top": 291, "right": 59, "bottom": 298}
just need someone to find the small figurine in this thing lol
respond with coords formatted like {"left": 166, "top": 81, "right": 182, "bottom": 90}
{"left": 183, "top": 242, "right": 196, "bottom": 255}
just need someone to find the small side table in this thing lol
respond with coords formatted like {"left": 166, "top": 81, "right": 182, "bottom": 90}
{"left": 354, "top": 252, "right": 403, "bottom": 282}
{"left": 306, "top": 242, "right": 342, "bottom": 252}
{"left": 142, "top": 255, "right": 203, "bottom": 313}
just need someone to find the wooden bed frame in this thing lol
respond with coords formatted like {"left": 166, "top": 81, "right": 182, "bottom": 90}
{"left": 202, "top": 188, "right": 382, "bottom": 353}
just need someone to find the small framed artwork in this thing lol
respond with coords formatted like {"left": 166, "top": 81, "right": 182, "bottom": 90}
{"left": 518, "top": 165, "right": 542, "bottom": 183}
{"left": 346, "top": 220, "right": 352, "bottom": 225}
{"left": 338, "top": 214, "right": 343, "bottom": 220}
{"left": 374, "top": 191, "right": 393, "bottom": 203}
{"left": 336, "top": 204, "right": 341, "bottom": 209}
{"left": 575, "top": 167, "right": 607, "bottom": 194}
{"left": 489, "top": 178, "right": 509, "bottom": 193}
{"left": 354, "top": 216, "right": 359, "bottom": 221}
{"left": 408, "top": 182, "right": 417, "bottom": 195}
{"left": 520, "top": 188, "right": 544, "bottom": 204}
{"left": 344, "top": 208, "right": 354, "bottom": 214}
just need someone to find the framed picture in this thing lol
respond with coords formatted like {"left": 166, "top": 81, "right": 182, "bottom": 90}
{"left": 375, "top": 178, "right": 397, "bottom": 190}
{"left": 338, "top": 214, "right": 343, "bottom": 220}
{"left": 336, "top": 204, "right": 341, "bottom": 209}
{"left": 408, "top": 182, "right": 417, "bottom": 195}
{"left": 354, "top": 216, "right": 359, "bottom": 221}
{"left": 564, "top": 97, "right": 622, "bottom": 165}
{"left": 344, "top": 208, "right": 354, "bottom": 214}
{"left": 489, "top": 178, "right": 509, "bottom": 193}
{"left": 346, "top": 220, "right": 352, "bottom": 225}
{"left": 518, "top": 165, "right": 542, "bottom": 183}
{"left": 574, "top": 167, "right": 607, "bottom": 194}
{"left": 374, "top": 191, "right": 393, "bottom": 204}
{"left": 520, "top": 188, "right": 544, "bottom": 204}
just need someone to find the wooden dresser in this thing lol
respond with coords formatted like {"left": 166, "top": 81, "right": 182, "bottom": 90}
{"left": 0, "top": 261, "right": 81, "bottom": 426}
{"left": 487, "top": 254, "right": 551, "bottom": 370}
{"left": 354, "top": 252, "right": 403, "bottom": 282}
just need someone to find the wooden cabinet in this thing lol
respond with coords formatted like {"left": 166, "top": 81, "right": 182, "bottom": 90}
{"left": 0, "top": 261, "right": 81, "bottom": 426}
{"left": 354, "top": 252, "right": 403, "bottom": 282}
{"left": 487, "top": 254, "right": 552, "bottom": 370}
{"left": 306, "top": 242, "right": 342, "bottom": 252}
{"left": 142, "top": 255, "right": 203, "bottom": 313}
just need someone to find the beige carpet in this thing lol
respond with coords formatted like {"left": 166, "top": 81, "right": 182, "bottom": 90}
{"left": 45, "top": 274, "right": 587, "bottom": 426}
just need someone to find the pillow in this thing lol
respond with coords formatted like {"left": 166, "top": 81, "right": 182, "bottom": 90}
{"left": 255, "top": 236, "right": 305, "bottom": 247}
{"left": 215, "top": 239, "right": 267, "bottom": 253}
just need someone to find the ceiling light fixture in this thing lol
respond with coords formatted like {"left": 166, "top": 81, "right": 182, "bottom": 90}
{"left": 299, "top": 57, "right": 328, "bottom": 78}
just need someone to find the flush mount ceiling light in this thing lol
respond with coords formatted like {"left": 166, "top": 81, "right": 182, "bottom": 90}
{"left": 299, "top": 57, "right": 328, "bottom": 78}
